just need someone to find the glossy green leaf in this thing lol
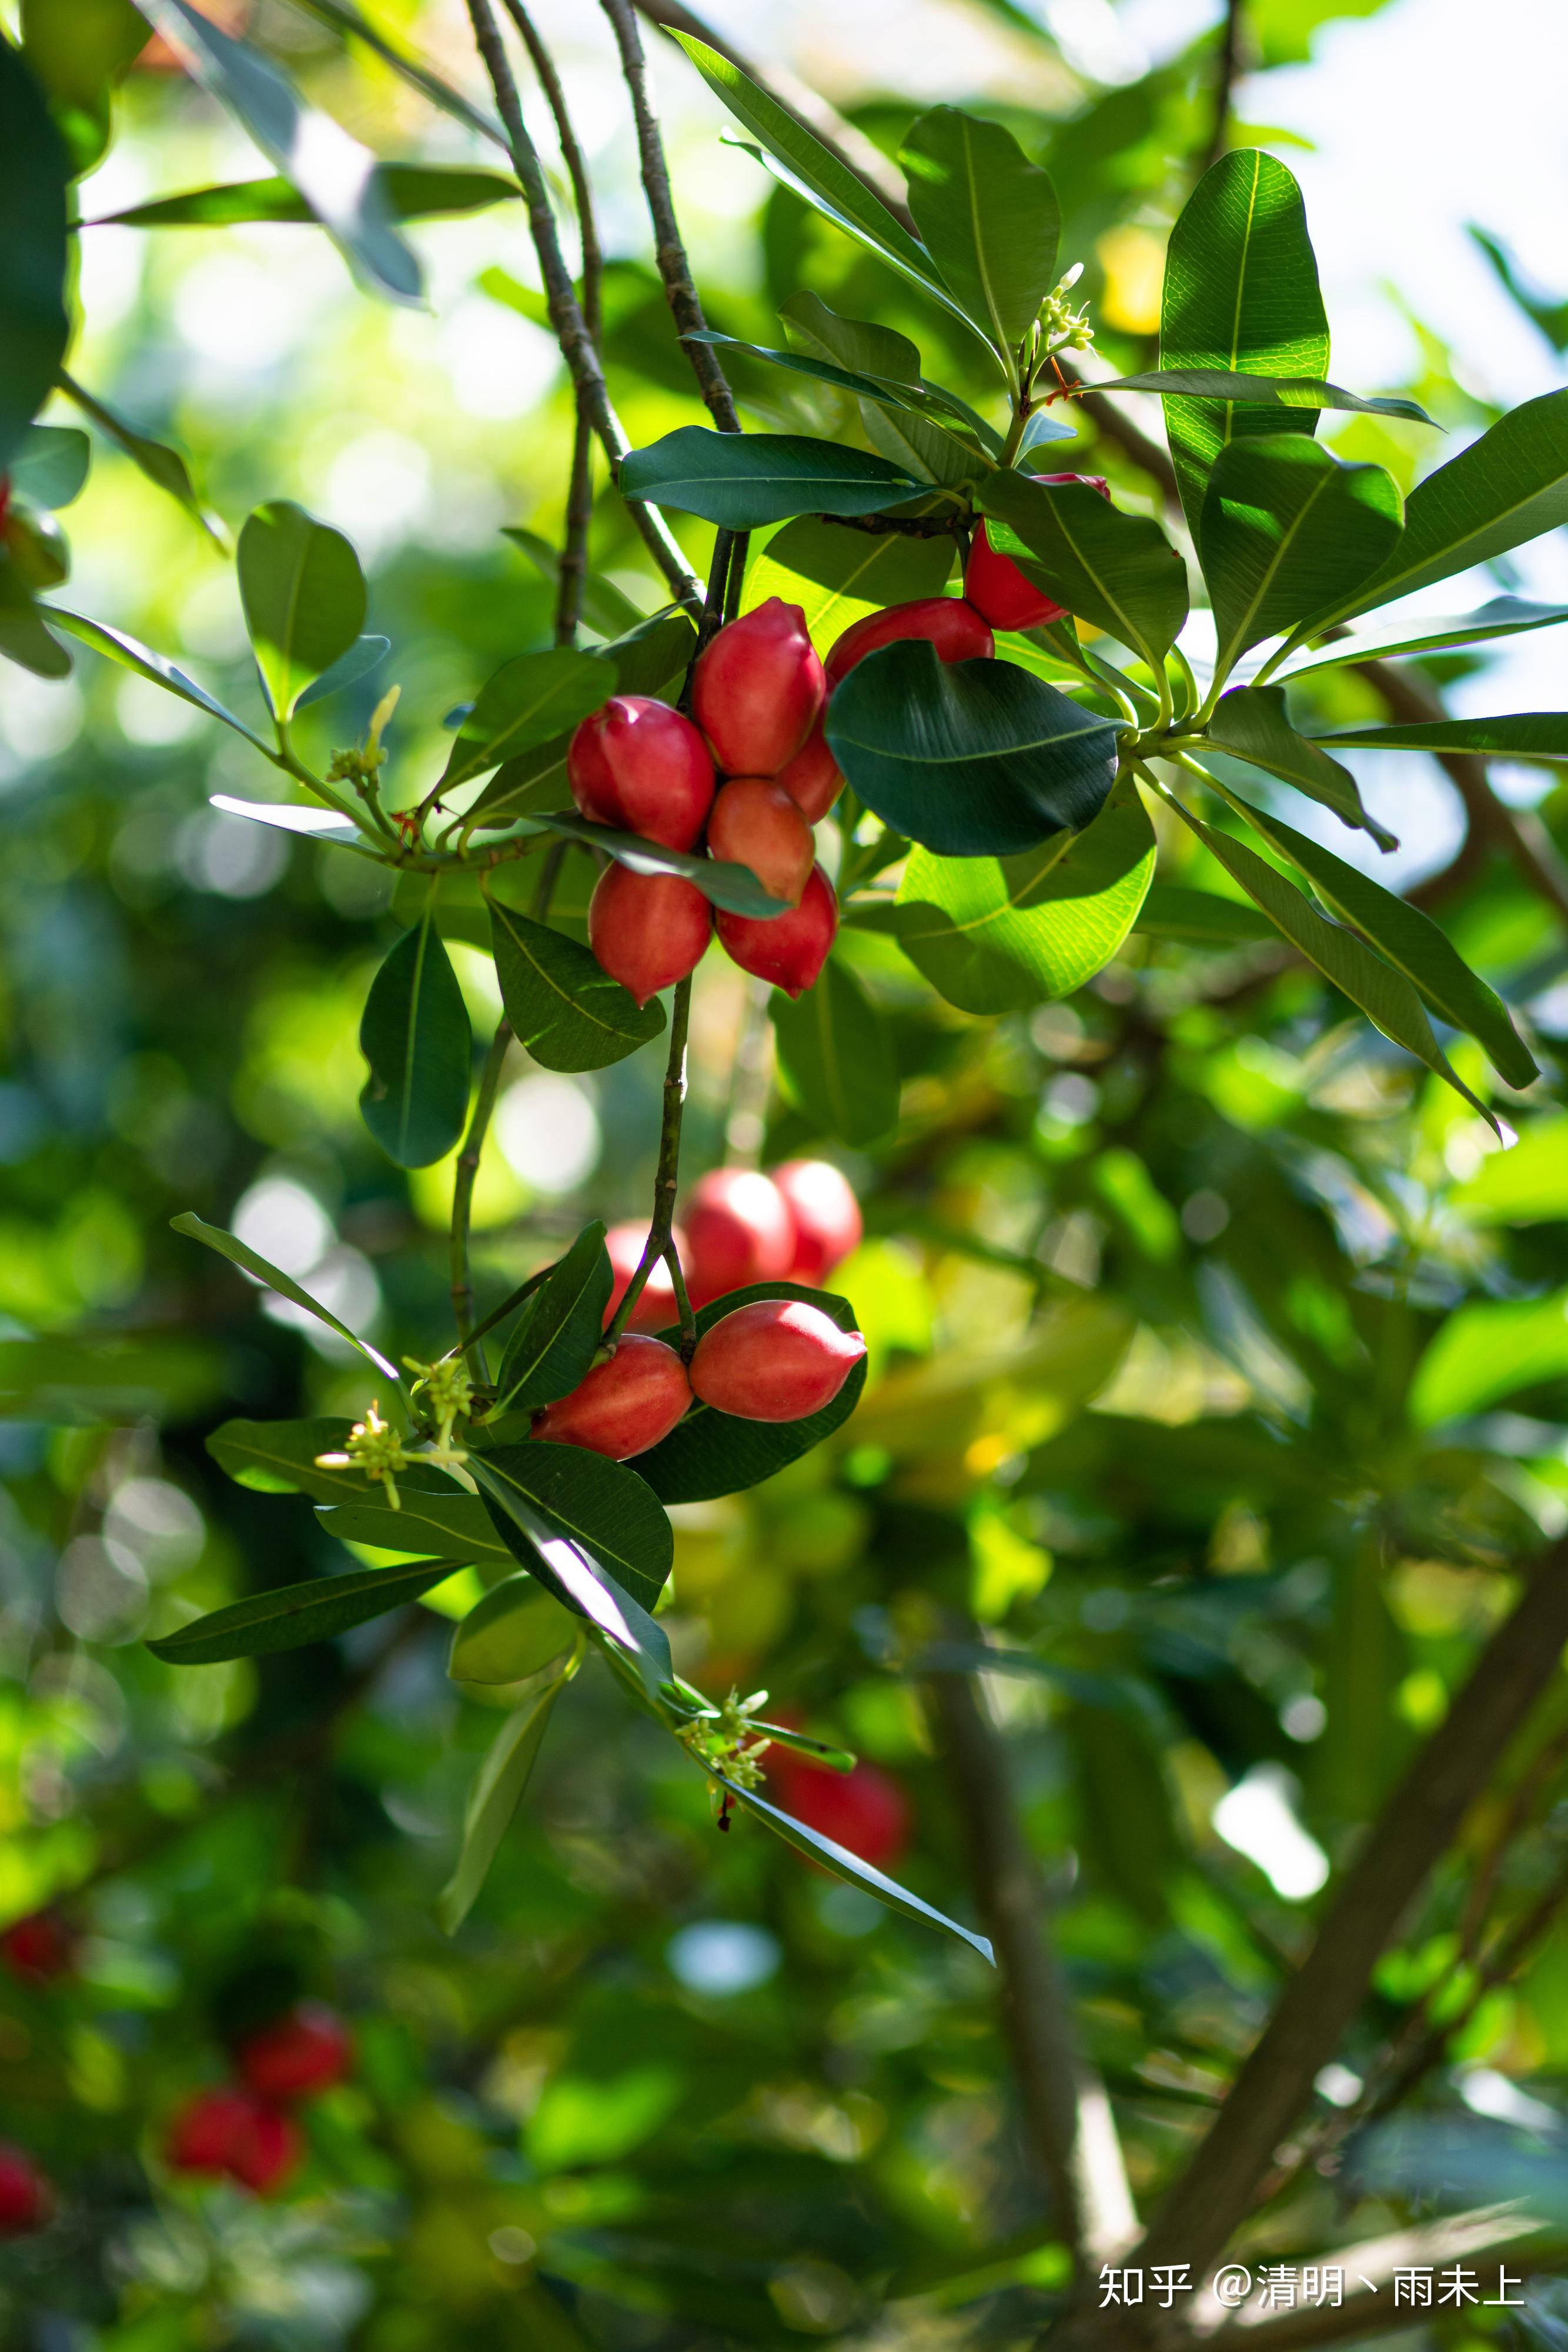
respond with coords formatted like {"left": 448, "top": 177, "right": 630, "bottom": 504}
{"left": 148, "top": 1558, "right": 456, "bottom": 1663}
{"left": 238, "top": 501, "right": 366, "bottom": 721}
{"left": 46, "top": 609, "right": 269, "bottom": 744}
{"left": 90, "top": 162, "right": 516, "bottom": 228}
{"left": 893, "top": 779, "right": 1155, "bottom": 1012}
{"left": 1216, "top": 793, "right": 1537, "bottom": 1087}
{"left": 57, "top": 370, "right": 225, "bottom": 545}
{"left": 1409, "top": 1291, "right": 1568, "bottom": 1428}
{"left": 8, "top": 425, "right": 88, "bottom": 509}
{"left": 208, "top": 1415, "right": 366, "bottom": 1504}
{"left": 0, "top": 558, "right": 69, "bottom": 678}
{"left": 860, "top": 396, "right": 979, "bottom": 489}
{"left": 900, "top": 107, "right": 1059, "bottom": 364}
{"left": 467, "top": 617, "right": 696, "bottom": 825}
{"left": 296, "top": 633, "right": 389, "bottom": 709}
{"left": 780, "top": 291, "right": 921, "bottom": 382}
{"left": 1315, "top": 713, "right": 1568, "bottom": 759}
{"left": 475, "top": 1443, "right": 671, "bottom": 1614}
{"left": 206, "top": 793, "right": 360, "bottom": 846}
{"left": 520, "top": 810, "right": 786, "bottom": 920}
{"left": 1278, "top": 597, "right": 1568, "bottom": 684}
{"left": 490, "top": 898, "right": 666, "bottom": 1073}
{"left": 170, "top": 1211, "right": 402, "bottom": 1381}
{"left": 1130, "top": 882, "right": 1277, "bottom": 943}
{"left": 493, "top": 1224, "right": 612, "bottom": 1416}
{"left": 1159, "top": 149, "right": 1330, "bottom": 540}
{"left": 130, "top": 0, "right": 423, "bottom": 302}
{"left": 1208, "top": 684, "right": 1392, "bottom": 846}
{"left": 977, "top": 470, "right": 1188, "bottom": 666}
{"left": 0, "top": 35, "right": 71, "bottom": 476}
{"left": 21, "top": 0, "right": 147, "bottom": 174}
{"left": 436, "top": 1662, "right": 572, "bottom": 1933}
{"left": 711, "top": 1770, "right": 993, "bottom": 1963}
{"left": 683, "top": 329, "right": 989, "bottom": 453}
{"left": 770, "top": 959, "right": 900, "bottom": 1145}
{"left": 1201, "top": 435, "right": 1403, "bottom": 674}
{"left": 601, "top": 609, "right": 700, "bottom": 695}
{"left": 636, "top": 1284, "right": 866, "bottom": 1505}
{"left": 440, "top": 650, "right": 611, "bottom": 791}
{"left": 449, "top": 1576, "right": 576, "bottom": 1683}
{"left": 826, "top": 640, "right": 1120, "bottom": 856}
{"left": 1303, "top": 389, "right": 1568, "bottom": 632}
{"left": 359, "top": 904, "right": 472, "bottom": 1168}
{"left": 1104, "top": 369, "right": 1430, "bottom": 423}
{"left": 317, "top": 1489, "right": 512, "bottom": 1568}
{"left": 618, "top": 427, "right": 921, "bottom": 530}
{"left": 743, "top": 515, "right": 955, "bottom": 654}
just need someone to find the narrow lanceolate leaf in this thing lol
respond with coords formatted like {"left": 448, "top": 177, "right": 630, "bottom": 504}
{"left": 1219, "top": 795, "right": 1537, "bottom": 1089}
{"left": 470, "top": 1451, "right": 672, "bottom": 1696}
{"left": 1314, "top": 714, "right": 1568, "bottom": 760}
{"left": 493, "top": 1223, "right": 613, "bottom": 1416}
{"left": 147, "top": 1559, "right": 454, "bottom": 1663}
{"left": 208, "top": 1415, "right": 367, "bottom": 1503}
{"left": 475, "top": 1443, "right": 672, "bottom": 1614}
{"left": 436, "top": 1663, "right": 573, "bottom": 1933}
{"left": 683, "top": 330, "right": 988, "bottom": 449}
{"left": 618, "top": 427, "right": 921, "bottom": 530}
{"left": 898, "top": 108, "right": 1059, "bottom": 367}
{"left": 170, "top": 1211, "right": 401, "bottom": 1381}
{"left": 57, "top": 372, "right": 224, "bottom": 544}
{"left": 1159, "top": 150, "right": 1330, "bottom": 542}
{"left": 893, "top": 780, "right": 1155, "bottom": 1013}
{"left": 317, "top": 1491, "right": 513, "bottom": 1569}
{"left": 1301, "top": 388, "right": 1568, "bottom": 633}
{"left": 489, "top": 898, "right": 665, "bottom": 1072}
{"left": 977, "top": 470, "right": 1188, "bottom": 667}
{"left": 208, "top": 795, "right": 361, "bottom": 846}
{"left": 129, "top": 0, "right": 423, "bottom": 302}
{"left": 1201, "top": 436, "right": 1403, "bottom": 678}
{"left": 1131, "top": 883, "right": 1276, "bottom": 943}
{"left": 439, "top": 649, "right": 611, "bottom": 791}
{"left": 89, "top": 162, "right": 516, "bottom": 228}
{"left": 770, "top": 958, "right": 900, "bottom": 1146}
{"left": 781, "top": 291, "right": 922, "bottom": 383}
{"left": 826, "top": 640, "right": 1120, "bottom": 857}
{"left": 359, "top": 905, "right": 472, "bottom": 1168}
{"left": 49, "top": 610, "right": 272, "bottom": 746}
{"left": 521, "top": 810, "right": 787, "bottom": 920}
{"left": 1208, "top": 685, "right": 1394, "bottom": 848}
{"left": 711, "top": 1771, "right": 994, "bottom": 1965}
{"left": 448, "top": 1575, "right": 576, "bottom": 1683}
{"left": 238, "top": 501, "right": 367, "bottom": 721}
{"left": 0, "top": 35, "right": 71, "bottom": 476}
{"left": 1277, "top": 597, "right": 1568, "bottom": 683}
{"left": 1101, "top": 370, "right": 1431, "bottom": 423}
{"left": 1167, "top": 802, "right": 1492, "bottom": 1123}
{"left": 743, "top": 514, "right": 955, "bottom": 654}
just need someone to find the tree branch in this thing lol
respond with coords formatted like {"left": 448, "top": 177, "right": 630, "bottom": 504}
{"left": 606, "top": 972, "right": 696, "bottom": 1349}
{"left": 928, "top": 1662, "right": 1138, "bottom": 2268}
{"left": 1198, "top": 0, "right": 1246, "bottom": 178}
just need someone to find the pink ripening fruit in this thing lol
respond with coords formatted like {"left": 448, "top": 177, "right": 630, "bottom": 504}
{"left": 530, "top": 1335, "right": 691, "bottom": 1460}
{"left": 689, "top": 1298, "right": 866, "bottom": 1422}
{"left": 587, "top": 863, "right": 711, "bottom": 1005}
{"left": 772, "top": 1160, "right": 862, "bottom": 1285}
{"left": 716, "top": 863, "right": 837, "bottom": 998}
{"left": 691, "top": 599, "right": 824, "bottom": 777}
{"left": 774, "top": 718, "right": 843, "bottom": 823}
{"left": 605, "top": 1221, "right": 689, "bottom": 1331}
{"left": 567, "top": 695, "right": 715, "bottom": 852}
{"left": 962, "top": 473, "right": 1111, "bottom": 631}
{"left": 683, "top": 1168, "right": 795, "bottom": 1305}
{"left": 824, "top": 596, "right": 993, "bottom": 688}
{"left": 707, "top": 777, "right": 815, "bottom": 906}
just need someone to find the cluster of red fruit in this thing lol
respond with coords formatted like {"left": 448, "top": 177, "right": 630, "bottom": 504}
{"left": 165, "top": 2002, "right": 352, "bottom": 2196}
{"left": 569, "top": 476, "right": 1103, "bottom": 1010}
{"left": 535, "top": 1160, "right": 865, "bottom": 1464}
{"left": 0, "top": 1912, "right": 72, "bottom": 2236}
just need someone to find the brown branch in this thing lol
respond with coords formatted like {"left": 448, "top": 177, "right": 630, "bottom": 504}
{"left": 1198, "top": 0, "right": 1247, "bottom": 178}
{"left": 1128, "top": 1534, "right": 1568, "bottom": 2287}
{"left": 606, "top": 973, "right": 696, "bottom": 1350}
{"left": 929, "top": 1662, "right": 1138, "bottom": 2268}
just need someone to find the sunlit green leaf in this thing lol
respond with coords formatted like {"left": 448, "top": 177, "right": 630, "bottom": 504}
{"left": 900, "top": 107, "right": 1059, "bottom": 366}
{"left": 1208, "top": 683, "right": 1392, "bottom": 846}
{"left": 238, "top": 500, "right": 367, "bottom": 721}
{"left": 170, "top": 1211, "right": 402, "bottom": 1381}
{"left": 1200, "top": 435, "right": 1403, "bottom": 676}
{"left": 1410, "top": 1292, "right": 1568, "bottom": 1427}
{"left": 620, "top": 426, "right": 921, "bottom": 529}
{"left": 489, "top": 897, "right": 666, "bottom": 1071}
{"left": 449, "top": 1575, "right": 576, "bottom": 1684}
{"left": 359, "top": 903, "right": 473, "bottom": 1168}
{"left": 436, "top": 1662, "right": 574, "bottom": 1932}
{"left": 440, "top": 649, "right": 611, "bottom": 791}
{"left": 148, "top": 1558, "right": 456, "bottom": 1663}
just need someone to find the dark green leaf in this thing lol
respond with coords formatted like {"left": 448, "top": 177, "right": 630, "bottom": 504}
{"left": 0, "top": 35, "right": 71, "bottom": 476}
{"left": 238, "top": 500, "right": 367, "bottom": 721}
{"left": 130, "top": 0, "right": 423, "bottom": 302}
{"left": 46, "top": 609, "right": 270, "bottom": 744}
{"left": 21, "top": 0, "right": 148, "bottom": 174}
{"left": 892, "top": 778, "right": 1155, "bottom": 1011}
{"left": 4, "top": 501, "right": 68, "bottom": 591}
{"left": 317, "top": 1491, "right": 513, "bottom": 1569}
{"left": 619, "top": 427, "right": 921, "bottom": 530}
{"left": 683, "top": 329, "right": 989, "bottom": 452}
{"left": 57, "top": 370, "right": 225, "bottom": 545}
{"left": 780, "top": 290, "right": 921, "bottom": 380}
{"left": 976, "top": 470, "right": 1188, "bottom": 666}
{"left": 489, "top": 897, "right": 666, "bottom": 1071}
{"left": 1104, "top": 369, "right": 1431, "bottom": 424}
{"left": 1201, "top": 435, "right": 1403, "bottom": 674}
{"left": 436, "top": 1663, "right": 572, "bottom": 1932}
{"left": 826, "top": 640, "right": 1120, "bottom": 856}
{"left": 744, "top": 515, "right": 955, "bottom": 651}
{"left": 1130, "top": 882, "right": 1278, "bottom": 942}
{"left": 359, "top": 904, "right": 472, "bottom": 1168}
{"left": 147, "top": 1559, "right": 454, "bottom": 1663}
{"left": 1159, "top": 149, "right": 1330, "bottom": 541}
{"left": 771, "top": 958, "right": 899, "bottom": 1145}
{"left": 170, "top": 1210, "right": 402, "bottom": 1380}
{"left": 1208, "top": 684, "right": 1393, "bottom": 846}
{"left": 208, "top": 1415, "right": 367, "bottom": 1503}
{"left": 0, "top": 557, "right": 69, "bottom": 678}
{"left": 636, "top": 1284, "right": 867, "bottom": 1505}
{"left": 493, "top": 1224, "right": 612, "bottom": 1416}
{"left": 476, "top": 1442, "right": 671, "bottom": 1614}
{"left": 900, "top": 107, "right": 1059, "bottom": 363}
{"left": 1279, "top": 597, "right": 1568, "bottom": 683}
{"left": 295, "top": 633, "right": 389, "bottom": 709}
{"left": 600, "top": 609, "right": 699, "bottom": 696}
{"left": 440, "top": 649, "right": 611, "bottom": 790}
{"left": 519, "top": 810, "right": 787, "bottom": 919}
{"left": 8, "top": 424, "right": 88, "bottom": 509}
{"left": 449, "top": 1575, "right": 576, "bottom": 1683}
{"left": 1314, "top": 713, "right": 1568, "bottom": 759}
{"left": 89, "top": 161, "right": 516, "bottom": 228}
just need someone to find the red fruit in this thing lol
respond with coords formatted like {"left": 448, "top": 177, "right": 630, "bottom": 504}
{"left": 773, "top": 1161, "right": 862, "bottom": 1284}
{"left": 692, "top": 599, "right": 825, "bottom": 777}
{"left": 588, "top": 863, "right": 712, "bottom": 1005}
{"left": 770, "top": 1757, "right": 910, "bottom": 1870}
{"left": 716, "top": 863, "right": 837, "bottom": 999}
{"left": 689, "top": 1298, "right": 866, "bottom": 1422}
{"left": 824, "top": 596, "right": 993, "bottom": 688}
{"left": 684, "top": 1168, "right": 795, "bottom": 1305}
{"left": 531, "top": 1334, "right": 691, "bottom": 1460}
{"left": 707, "top": 777, "right": 815, "bottom": 906}
{"left": 567, "top": 696, "right": 716, "bottom": 852}
{"left": 0, "top": 2143, "right": 51, "bottom": 2235}
{"left": 1, "top": 1911, "right": 73, "bottom": 1982}
{"left": 236, "top": 2003, "right": 352, "bottom": 2102}
{"left": 168, "top": 2089, "right": 301, "bottom": 2194}
{"left": 606, "top": 1221, "right": 689, "bottom": 1332}
{"left": 775, "top": 719, "right": 843, "bottom": 823}
{"left": 963, "top": 474, "right": 1111, "bottom": 631}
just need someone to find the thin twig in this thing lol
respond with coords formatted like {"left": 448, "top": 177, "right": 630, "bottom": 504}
{"left": 1199, "top": 0, "right": 1247, "bottom": 177}
{"left": 606, "top": 974, "right": 696, "bottom": 1348}
{"left": 451, "top": 1019, "right": 513, "bottom": 1372}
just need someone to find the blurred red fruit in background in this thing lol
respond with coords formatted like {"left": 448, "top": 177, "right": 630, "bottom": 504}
{"left": 236, "top": 2002, "right": 352, "bottom": 2102}
{"left": 0, "top": 2143, "right": 52, "bottom": 2234}
{"left": 769, "top": 1755, "right": 910, "bottom": 1869}
{"left": 0, "top": 1911, "right": 73, "bottom": 1982}
{"left": 773, "top": 1160, "right": 862, "bottom": 1285}
{"left": 684, "top": 1168, "right": 794, "bottom": 1305}
{"left": 605, "top": 1221, "right": 688, "bottom": 1331}
{"left": 168, "top": 2089, "right": 302, "bottom": 2194}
